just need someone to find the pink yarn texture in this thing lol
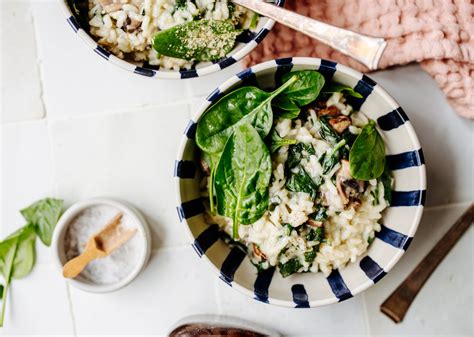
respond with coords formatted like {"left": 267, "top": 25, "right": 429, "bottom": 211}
{"left": 244, "top": 0, "right": 473, "bottom": 119}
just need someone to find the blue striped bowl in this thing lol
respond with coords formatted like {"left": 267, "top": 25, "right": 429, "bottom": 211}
{"left": 59, "top": 0, "right": 283, "bottom": 79}
{"left": 175, "top": 57, "right": 426, "bottom": 307}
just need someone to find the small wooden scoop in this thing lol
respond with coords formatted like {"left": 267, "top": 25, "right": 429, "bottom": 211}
{"left": 63, "top": 212, "right": 137, "bottom": 279}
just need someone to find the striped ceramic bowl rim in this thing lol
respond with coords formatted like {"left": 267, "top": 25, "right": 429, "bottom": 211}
{"left": 175, "top": 57, "right": 427, "bottom": 307}
{"left": 59, "top": 0, "right": 284, "bottom": 79}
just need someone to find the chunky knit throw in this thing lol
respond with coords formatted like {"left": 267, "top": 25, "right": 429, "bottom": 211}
{"left": 244, "top": 0, "right": 473, "bottom": 119}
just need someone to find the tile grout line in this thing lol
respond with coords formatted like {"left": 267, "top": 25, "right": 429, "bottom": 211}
{"left": 30, "top": 5, "right": 47, "bottom": 121}
{"left": 360, "top": 292, "right": 373, "bottom": 337}
{"left": 423, "top": 201, "right": 472, "bottom": 211}
{"left": 65, "top": 282, "right": 78, "bottom": 337}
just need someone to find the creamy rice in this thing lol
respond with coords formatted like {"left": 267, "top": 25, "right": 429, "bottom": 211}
{"left": 203, "top": 93, "right": 390, "bottom": 277}
{"left": 87, "top": 0, "right": 252, "bottom": 70}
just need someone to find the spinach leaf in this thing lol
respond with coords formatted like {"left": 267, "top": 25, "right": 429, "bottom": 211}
{"left": 380, "top": 163, "right": 393, "bottom": 204}
{"left": 21, "top": 198, "right": 63, "bottom": 246}
{"left": 202, "top": 152, "right": 220, "bottom": 214}
{"left": 152, "top": 20, "right": 240, "bottom": 62}
{"left": 196, "top": 76, "right": 298, "bottom": 155}
{"left": 0, "top": 236, "right": 19, "bottom": 327}
{"left": 306, "top": 227, "right": 325, "bottom": 242}
{"left": 249, "top": 12, "right": 259, "bottom": 30}
{"left": 268, "top": 128, "right": 297, "bottom": 153}
{"left": 285, "top": 167, "right": 321, "bottom": 199}
{"left": 349, "top": 120, "right": 386, "bottom": 180}
{"left": 310, "top": 206, "right": 328, "bottom": 222}
{"left": 319, "top": 116, "right": 341, "bottom": 144}
{"left": 323, "top": 83, "right": 363, "bottom": 98}
{"left": 6, "top": 225, "right": 36, "bottom": 279}
{"left": 279, "top": 258, "right": 302, "bottom": 278}
{"left": 272, "top": 96, "right": 300, "bottom": 119}
{"left": 215, "top": 124, "right": 272, "bottom": 238}
{"left": 0, "top": 284, "right": 3, "bottom": 300}
{"left": 286, "top": 143, "right": 315, "bottom": 170}
{"left": 304, "top": 249, "right": 317, "bottom": 263}
{"left": 279, "top": 70, "right": 325, "bottom": 106}
{"left": 321, "top": 139, "right": 346, "bottom": 175}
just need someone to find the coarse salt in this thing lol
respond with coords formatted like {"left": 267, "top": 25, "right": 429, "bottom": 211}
{"left": 64, "top": 204, "right": 143, "bottom": 285}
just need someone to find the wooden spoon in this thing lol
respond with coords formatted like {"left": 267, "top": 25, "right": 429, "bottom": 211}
{"left": 63, "top": 212, "right": 137, "bottom": 279}
{"left": 380, "top": 204, "right": 474, "bottom": 323}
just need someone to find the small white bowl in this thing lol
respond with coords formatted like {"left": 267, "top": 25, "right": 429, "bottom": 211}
{"left": 52, "top": 198, "right": 151, "bottom": 293}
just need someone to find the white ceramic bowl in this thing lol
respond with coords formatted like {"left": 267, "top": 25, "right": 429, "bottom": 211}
{"left": 175, "top": 57, "right": 427, "bottom": 307}
{"left": 52, "top": 198, "right": 152, "bottom": 293}
{"left": 59, "top": 0, "right": 284, "bottom": 79}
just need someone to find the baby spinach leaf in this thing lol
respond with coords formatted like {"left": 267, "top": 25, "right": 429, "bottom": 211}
{"left": 20, "top": 198, "right": 63, "bottom": 246}
{"left": 272, "top": 96, "right": 300, "bottom": 119}
{"left": 152, "top": 20, "right": 240, "bottom": 62}
{"left": 310, "top": 206, "right": 328, "bottom": 222}
{"left": 196, "top": 76, "right": 298, "bottom": 155}
{"left": 279, "top": 258, "right": 302, "bottom": 278}
{"left": 0, "top": 284, "right": 3, "bottom": 300}
{"left": 349, "top": 120, "right": 386, "bottom": 180}
{"left": 7, "top": 225, "right": 36, "bottom": 279}
{"left": 306, "top": 227, "right": 325, "bottom": 242}
{"left": 279, "top": 70, "right": 325, "bottom": 106}
{"left": 0, "top": 236, "right": 19, "bottom": 327}
{"left": 304, "top": 249, "right": 317, "bottom": 263}
{"left": 321, "top": 139, "right": 346, "bottom": 175}
{"left": 323, "top": 83, "right": 363, "bottom": 98}
{"left": 215, "top": 124, "right": 272, "bottom": 238}
{"left": 286, "top": 143, "right": 315, "bottom": 170}
{"left": 202, "top": 152, "right": 221, "bottom": 214}
{"left": 380, "top": 163, "right": 393, "bottom": 204}
{"left": 319, "top": 116, "right": 341, "bottom": 144}
{"left": 268, "top": 129, "right": 297, "bottom": 153}
{"left": 285, "top": 167, "right": 321, "bottom": 199}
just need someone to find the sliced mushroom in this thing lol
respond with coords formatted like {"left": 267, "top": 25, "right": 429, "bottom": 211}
{"left": 126, "top": 18, "right": 141, "bottom": 33}
{"left": 329, "top": 116, "right": 351, "bottom": 134}
{"left": 336, "top": 160, "right": 365, "bottom": 205}
{"left": 199, "top": 158, "right": 211, "bottom": 176}
{"left": 252, "top": 244, "right": 266, "bottom": 260}
{"left": 307, "top": 218, "right": 323, "bottom": 227}
{"left": 317, "top": 105, "right": 340, "bottom": 118}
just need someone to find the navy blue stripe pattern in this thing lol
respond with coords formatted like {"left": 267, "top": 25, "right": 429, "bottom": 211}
{"left": 94, "top": 46, "right": 111, "bottom": 60}
{"left": 253, "top": 267, "right": 275, "bottom": 303}
{"left": 327, "top": 270, "right": 353, "bottom": 301}
{"left": 291, "top": 284, "right": 310, "bottom": 308}
{"left": 387, "top": 149, "right": 424, "bottom": 170}
{"left": 220, "top": 247, "right": 246, "bottom": 286}
{"left": 318, "top": 59, "right": 337, "bottom": 81}
{"left": 236, "top": 30, "right": 257, "bottom": 43}
{"left": 174, "top": 160, "right": 196, "bottom": 179}
{"left": 184, "top": 120, "right": 197, "bottom": 139}
{"left": 218, "top": 57, "right": 237, "bottom": 69}
{"left": 255, "top": 28, "right": 270, "bottom": 44}
{"left": 274, "top": 58, "right": 293, "bottom": 86}
{"left": 180, "top": 69, "right": 198, "bottom": 79}
{"left": 360, "top": 256, "right": 386, "bottom": 283}
{"left": 134, "top": 66, "right": 155, "bottom": 77}
{"left": 347, "top": 75, "right": 376, "bottom": 110}
{"left": 207, "top": 88, "right": 221, "bottom": 102}
{"left": 377, "top": 107, "right": 409, "bottom": 131}
{"left": 391, "top": 190, "right": 426, "bottom": 206}
{"left": 375, "top": 225, "right": 413, "bottom": 250}
{"left": 237, "top": 68, "right": 258, "bottom": 87}
{"left": 177, "top": 198, "right": 204, "bottom": 221}
{"left": 192, "top": 224, "right": 220, "bottom": 257}
{"left": 67, "top": 16, "right": 80, "bottom": 32}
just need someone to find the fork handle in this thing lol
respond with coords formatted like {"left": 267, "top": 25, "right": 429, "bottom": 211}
{"left": 380, "top": 204, "right": 474, "bottom": 323}
{"left": 232, "top": 0, "right": 387, "bottom": 70}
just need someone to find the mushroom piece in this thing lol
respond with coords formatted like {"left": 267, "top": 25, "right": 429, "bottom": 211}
{"left": 329, "top": 115, "right": 351, "bottom": 134}
{"left": 336, "top": 160, "right": 365, "bottom": 205}
{"left": 199, "top": 158, "right": 211, "bottom": 176}
{"left": 126, "top": 18, "right": 141, "bottom": 33}
{"left": 307, "top": 218, "right": 323, "bottom": 227}
{"left": 252, "top": 244, "right": 267, "bottom": 260}
{"left": 317, "top": 105, "right": 340, "bottom": 118}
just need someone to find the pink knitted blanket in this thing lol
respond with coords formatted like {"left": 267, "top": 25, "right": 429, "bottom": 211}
{"left": 244, "top": 0, "right": 473, "bottom": 119}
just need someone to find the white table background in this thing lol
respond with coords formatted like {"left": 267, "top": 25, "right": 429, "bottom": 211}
{"left": 1, "top": 1, "right": 473, "bottom": 336}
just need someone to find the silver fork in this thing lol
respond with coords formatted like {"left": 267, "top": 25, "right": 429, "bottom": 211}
{"left": 233, "top": 0, "right": 387, "bottom": 70}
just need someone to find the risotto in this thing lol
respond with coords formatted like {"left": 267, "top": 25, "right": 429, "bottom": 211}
{"left": 86, "top": 0, "right": 254, "bottom": 70}
{"left": 196, "top": 70, "right": 393, "bottom": 277}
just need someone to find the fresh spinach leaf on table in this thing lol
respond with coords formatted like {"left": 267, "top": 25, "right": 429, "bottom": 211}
{"left": 349, "top": 120, "right": 386, "bottom": 180}
{"left": 21, "top": 198, "right": 63, "bottom": 246}
{"left": 268, "top": 128, "right": 297, "bottom": 154}
{"left": 7, "top": 225, "right": 36, "bottom": 279}
{"left": 0, "top": 236, "right": 19, "bottom": 326}
{"left": 152, "top": 20, "right": 240, "bottom": 62}
{"left": 196, "top": 75, "right": 298, "bottom": 155}
{"left": 215, "top": 123, "right": 272, "bottom": 238}
{"left": 323, "top": 83, "right": 363, "bottom": 98}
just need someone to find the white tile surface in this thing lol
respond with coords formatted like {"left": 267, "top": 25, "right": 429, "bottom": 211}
{"left": 49, "top": 104, "right": 191, "bottom": 248}
{"left": 69, "top": 247, "right": 219, "bottom": 335}
{"left": 1, "top": 0, "right": 44, "bottom": 123}
{"left": 31, "top": 2, "right": 189, "bottom": 120}
{"left": 364, "top": 203, "right": 473, "bottom": 336}
{"left": 0, "top": 264, "right": 74, "bottom": 335}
